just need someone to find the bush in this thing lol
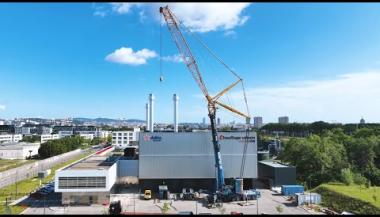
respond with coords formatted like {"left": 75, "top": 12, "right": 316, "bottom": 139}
{"left": 275, "top": 205, "right": 283, "bottom": 213}
{"left": 353, "top": 173, "right": 367, "bottom": 186}
{"left": 340, "top": 168, "right": 353, "bottom": 186}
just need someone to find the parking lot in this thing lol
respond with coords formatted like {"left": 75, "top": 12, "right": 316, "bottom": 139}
{"left": 19, "top": 187, "right": 321, "bottom": 215}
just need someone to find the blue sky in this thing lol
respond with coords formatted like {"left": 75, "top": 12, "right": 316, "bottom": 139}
{"left": 1, "top": 3, "right": 380, "bottom": 123}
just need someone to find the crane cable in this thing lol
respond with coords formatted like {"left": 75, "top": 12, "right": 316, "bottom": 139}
{"left": 177, "top": 19, "right": 252, "bottom": 179}
{"left": 178, "top": 20, "right": 250, "bottom": 118}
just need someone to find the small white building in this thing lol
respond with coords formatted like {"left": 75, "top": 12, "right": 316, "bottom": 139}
{"left": 0, "top": 142, "right": 40, "bottom": 160}
{"left": 55, "top": 150, "right": 117, "bottom": 205}
{"left": 112, "top": 128, "right": 140, "bottom": 149}
{"left": 0, "top": 134, "right": 23, "bottom": 144}
{"left": 41, "top": 134, "right": 60, "bottom": 144}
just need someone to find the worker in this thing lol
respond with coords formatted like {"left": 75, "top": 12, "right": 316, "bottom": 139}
{"left": 160, "top": 75, "right": 164, "bottom": 82}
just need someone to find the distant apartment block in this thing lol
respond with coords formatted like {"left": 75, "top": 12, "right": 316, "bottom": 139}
{"left": 41, "top": 134, "right": 60, "bottom": 144}
{"left": 58, "top": 131, "right": 74, "bottom": 138}
{"left": 112, "top": 128, "right": 140, "bottom": 149}
{"left": 79, "top": 133, "right": 94, "bottom": 140}
{"left": 253, "top": 116, "right": 263, "bottom": 128}
{"left": 278, "top": 116, "right": 289, "bottom": 124}
{"left": 0, "top": 125, "right": 16, "bottom": 134}
{"left": 0, "top": 134, "right": 23, "bottom": 144}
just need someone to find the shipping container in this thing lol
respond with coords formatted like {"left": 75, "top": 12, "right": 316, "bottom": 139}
{"left": 295, "top": 193, "right": 321, "bottom": 206}
{"left": 281, "top": 185, "right": 304, "bottom": 196}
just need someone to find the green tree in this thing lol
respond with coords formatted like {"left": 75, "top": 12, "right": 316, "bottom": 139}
{"left": 340, "top": 168, "right": 353, "bottom": 186}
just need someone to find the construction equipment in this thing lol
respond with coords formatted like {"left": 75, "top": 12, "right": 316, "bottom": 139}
{"left": 160, "top": 6, "right": 255, "bottom": 203}
{"left": 144, "top": 189, "right": 152, "bottom": 200}
{"left": 180, "top": 188, "right": 196, "bottom": 200}
{"left": 109, "top": 200, "right": 122, "bottom": 215}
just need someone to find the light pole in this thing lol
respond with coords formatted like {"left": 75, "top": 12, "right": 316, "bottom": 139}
{"left": 256, "top": 196, "right": 259, "bottom": 215}
{"left": 195, "top": 200, "right": 198, "bottom": 215}
{"left": 43, "top": 194, "right": 46, "bottom": 215}
{"left": 15, "top": 170, "right": 18, "bottom": 199}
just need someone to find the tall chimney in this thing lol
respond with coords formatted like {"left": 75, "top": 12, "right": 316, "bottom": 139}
{"left": 149, "top": 94, "right": 155, "bottom": 132}
{"left": 173, "top": 94, "right": 179, "bottom": 132}
{"left": 146, "top": 103, "right": 150, "bottom": 131}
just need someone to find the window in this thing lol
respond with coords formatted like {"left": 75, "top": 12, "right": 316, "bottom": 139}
{"left": 58, "top": 177, "right": 106, "bottom": 189}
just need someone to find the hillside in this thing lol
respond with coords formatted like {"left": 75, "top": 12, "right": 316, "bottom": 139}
{"left": 312, "top": 182, "right": 380, "bottom": 215}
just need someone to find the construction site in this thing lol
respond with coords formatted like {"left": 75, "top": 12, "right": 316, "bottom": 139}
{"left": 15, "top": 5, "right": 320, "bottom": 215}
{"left": 45, "top": 5, "right": 306, "bottom": 215}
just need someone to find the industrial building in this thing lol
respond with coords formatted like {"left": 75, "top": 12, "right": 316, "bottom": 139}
{"left": 138, "top": 131, "right": 257, "bottom": 192}
{"left": 55, "top": 130, "right": 257, "bottom": 205}
{"left": 55, "top": 147, "right": 118, "bottom": 205}
{"left": 0, "top": 142, "right": 40, "bottom": 159}
{"left": 257, "top": 160, "right": 296, "bottom": 188}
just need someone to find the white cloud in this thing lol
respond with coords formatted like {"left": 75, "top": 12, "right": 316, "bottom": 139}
{"left": 224, "top": 30, "right": 237, "bottom": 38}
{"left": 161, "top": 54, "right": 183, "bottom": 63}
{"left": 103, "top": 3, "right": 251, "bottom": 33}
{"left": 105, "top": 47, "right": 157, "bottom": 65}
{"left": 226, "top": 72, "right": 380, "bottom": 123}
{"left": 92, "top": 3, "right": 108, "bottom": 17}
{"left": 110, "top": 3, "right": 142, "bottom": 14}
{"left": 94, "top": 10, "right": 107, "bottom": 17}
{"left": 163, "top": 3, "right": 251, "bottom": 33}
{"left": 0, "top": 105, "right": 5, "bottom": 111}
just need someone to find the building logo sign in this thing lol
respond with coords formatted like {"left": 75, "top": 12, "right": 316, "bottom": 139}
{"left": 143, "top": 134, "right": 162, "bottom": 142}
{"left": 218, "top": 134, "right": 256, "bottom": 143}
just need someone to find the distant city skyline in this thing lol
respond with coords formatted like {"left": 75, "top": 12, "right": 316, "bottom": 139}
{"left": 1, "top": 3, "right": 380, "bottom": 123}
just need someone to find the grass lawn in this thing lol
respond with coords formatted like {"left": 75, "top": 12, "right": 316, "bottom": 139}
{"left": 318, "top": 182, "right": 380, "bottom": 209}
{"left": 0, "top": 159, "right": 37, "bottom": 173}
{"left": 0, "top": 150, "right": 95, "bottom": 215}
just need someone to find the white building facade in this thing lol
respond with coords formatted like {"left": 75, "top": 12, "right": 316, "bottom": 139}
{"left": 0, "top": 134, "right": 23, "bottom": 144}
{"left": 40, "top": 134, "right": 60, "bottom": 144}
{"left": 0, "top": 142, "right": 40, "bottom": 160}
{"left": 112, "top": 128, "right": 140, "bottom": 149}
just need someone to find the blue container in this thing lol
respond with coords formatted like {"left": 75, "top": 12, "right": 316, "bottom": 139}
{"left": 281, "top": 185, "right": 304, "bottom": 196}
{"left": 234, "top": 178, "right": 243, "bottom": 194}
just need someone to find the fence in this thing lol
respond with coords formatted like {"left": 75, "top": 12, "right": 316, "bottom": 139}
{"left": 0, "top": 149, "right": 85, "bottom": 189}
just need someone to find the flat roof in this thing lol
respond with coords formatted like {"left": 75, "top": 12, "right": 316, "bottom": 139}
{"left": 63, "top": 154, "right": 118, "bottom": 170}
{"left": 259, "top": 160, "right": 292, "bottom": 168}
{"left": 0, "top": 142, "right": 40, "bottom": 150}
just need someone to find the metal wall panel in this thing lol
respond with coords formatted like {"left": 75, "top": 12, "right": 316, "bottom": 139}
{"left": 117, "top": 160, "right": 138, "bottom": 177}
{"left": 139, "top": 131, "right": 257, "bottom": 179}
